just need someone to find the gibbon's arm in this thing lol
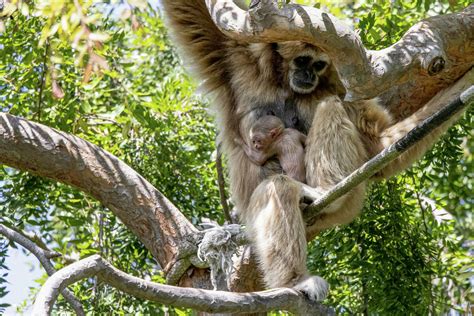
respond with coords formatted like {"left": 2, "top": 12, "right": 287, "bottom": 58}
{"left": 246, "top": 149, "right": 271, "bottom": 166}
{"left": 378, "top": 74, "right": 473, "bottom": 178}
{"left": 161, "top": 0, "right": 232, "bottom": 94}
{"left": 282, "top": 128, "right": 307, "bottom": 145}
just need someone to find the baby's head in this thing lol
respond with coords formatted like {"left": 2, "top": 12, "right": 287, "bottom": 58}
{"left": 249, "top": 115, "right": 285, "bottom": 150}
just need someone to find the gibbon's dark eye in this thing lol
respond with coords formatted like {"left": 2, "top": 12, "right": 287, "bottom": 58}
{"left": 266, "top": 110, "right": 276, "bottom": 116}
{"left": 291, "top": 116, "right": 299, "bottom": 125}
{"left": 294, "top": 56, "right": 312, "bottom": 68}
{"left": 313, "top": 60, "right": 327, "bottom": 71}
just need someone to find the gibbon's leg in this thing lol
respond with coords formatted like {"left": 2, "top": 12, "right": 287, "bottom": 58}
{"left": 378, "top": 76, "right": 472, "bottom": 178}
{"left": 245, "top": 175, "right": 329, "bottom": 301}
{"left": 305, "top": 96, "right": 368, "bottom": 238}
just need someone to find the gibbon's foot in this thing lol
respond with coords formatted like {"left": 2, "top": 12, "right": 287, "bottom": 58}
{"left": 293, "top": 275, "right": 329, "bottom": 302}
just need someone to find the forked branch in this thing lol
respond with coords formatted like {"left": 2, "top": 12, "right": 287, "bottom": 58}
{"left": 206, "top": 1, "right": 474, "bottom": 101}
{"left": 0, "top": 224, "right": 84, "bottom": 316}
{"left": 32, "top": 255, "right": 333, "bottom": 316}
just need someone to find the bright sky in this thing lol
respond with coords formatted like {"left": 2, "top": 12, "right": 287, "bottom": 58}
{"left": 3, "top": 248, "right": 42, "bottom": 315}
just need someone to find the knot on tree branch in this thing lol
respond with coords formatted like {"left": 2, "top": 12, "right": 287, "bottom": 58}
{"left": 427, "top": 56, "right": 446, "bottom": 75}
{"left": 197, "top": 219, "right": 243, "bottom": 290}
{"left": 249, "top": 0, "right": 279, "bottom": 22}
{"left": 164, "top": 219, "right": 247, "bottom": 287}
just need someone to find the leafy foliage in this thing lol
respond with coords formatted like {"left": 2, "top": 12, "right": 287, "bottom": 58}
{"left": 0, "top": 238, "right": 9, "bottom": 313}
{"left": 0, "top": 0, "right": 472, "bottom": 314}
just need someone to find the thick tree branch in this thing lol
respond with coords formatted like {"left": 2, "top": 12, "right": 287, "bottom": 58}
{"left": 0, "top": 114, "right": 204, "bottom": 284}
{"left": 0, "top": 224, "right": 85, "bottom": 316}
{"left": 304, "top": 72, "right": 473, "bottom": 224}
{"left": 206, "top": 1, "right": 474, "bottom": 102}
{"left": 32, "top": 255, "right": 332, "bottom": 316}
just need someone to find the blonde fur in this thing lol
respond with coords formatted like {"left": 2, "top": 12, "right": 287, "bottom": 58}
{"left": 162, "top": 0, "right": 462, "bottom": 299}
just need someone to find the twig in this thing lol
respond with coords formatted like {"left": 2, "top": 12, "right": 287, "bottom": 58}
{"left": 216, "top": 143, "right": 232, "bottom": 223}
{"left": 0, "top": 224, "right": 85, "bottom": 316}
{"left": 304, "top": 84, "right": 474, "bottom": 223}
{"left": 32, "top": 255, "right": 333, "bottom": 316}
{"left": 36, "top": 42, "right": 49, "bottom": 122}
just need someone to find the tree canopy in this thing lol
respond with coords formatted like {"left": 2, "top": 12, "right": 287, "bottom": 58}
{"left": 0, "top": 0, "right": 472, "bottom": 314}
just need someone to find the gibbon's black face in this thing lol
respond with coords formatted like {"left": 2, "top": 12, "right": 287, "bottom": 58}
{"left": 276, "top": 42, "right": 331, "bottom": 95}
{"left": 289, "top": 53, "right": 330, "bottom": 94}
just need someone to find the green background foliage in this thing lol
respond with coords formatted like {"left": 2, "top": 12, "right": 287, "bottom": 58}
{"left": 0, "top": 0, "right": 472, "bottom": 314}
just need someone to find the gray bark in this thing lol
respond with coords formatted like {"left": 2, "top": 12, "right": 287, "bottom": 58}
{"left": 32, "top": 255, "right": 333, "bottom": 316}
{"left": 207, "top": 1, "right": 474, "bottom": 107}
{"left": 0, "top": 113, "right": 209, "bottom": 287}
{"left": 0, "top": 224, "right": 84, "bottom": 315}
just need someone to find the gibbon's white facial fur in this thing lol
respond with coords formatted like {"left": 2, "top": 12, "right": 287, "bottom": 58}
{"left": 277, "top": 43, "right": 331, "bottom": 94}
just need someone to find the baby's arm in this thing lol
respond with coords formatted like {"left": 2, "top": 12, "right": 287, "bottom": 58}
{"left": 278, "top": 129, "right": 307, "bottom": 183}
{"left": 234, "top": 137, "right": 271, "bottom": 166}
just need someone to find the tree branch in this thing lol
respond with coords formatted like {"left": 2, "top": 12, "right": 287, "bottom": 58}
{"left": 32, "top": 255, "right": 333, "bottom": 316}
{"left": 206, "top": 1, "right": 474, "bottom": 102}
{"left": 0, "top": 224, "right": 85, "bottom": 316}
{"left": 303, "top": 71, "right": 473, "bottom": 224}
{"left": 0, "top": 114, "right": 203, "bottom": 284}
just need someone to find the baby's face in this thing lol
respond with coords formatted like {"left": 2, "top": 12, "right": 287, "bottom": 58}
{"left": 251, "top": 133, "right": 274, "bottom": 150}
{"left": 252, "top": 136, "right": 266, "bottom": 150}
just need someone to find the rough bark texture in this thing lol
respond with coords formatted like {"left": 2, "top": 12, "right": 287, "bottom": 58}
{"left": 0, "top": 113, "right": 212, "bottom": 289}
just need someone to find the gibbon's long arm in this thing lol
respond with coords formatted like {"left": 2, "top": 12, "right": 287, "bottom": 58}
{"left": 162, "top": 0, "right": 233, "bottom": 97}
{"left": 303, "top": 75, "right": 474, "bottom": 221}
{"left": 379, "top": 70, "right": 473, "bottom": 177}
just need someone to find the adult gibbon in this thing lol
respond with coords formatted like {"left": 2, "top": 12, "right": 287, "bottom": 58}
{"left": 162, "top": 0, "right": 463, "bottom": 300}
